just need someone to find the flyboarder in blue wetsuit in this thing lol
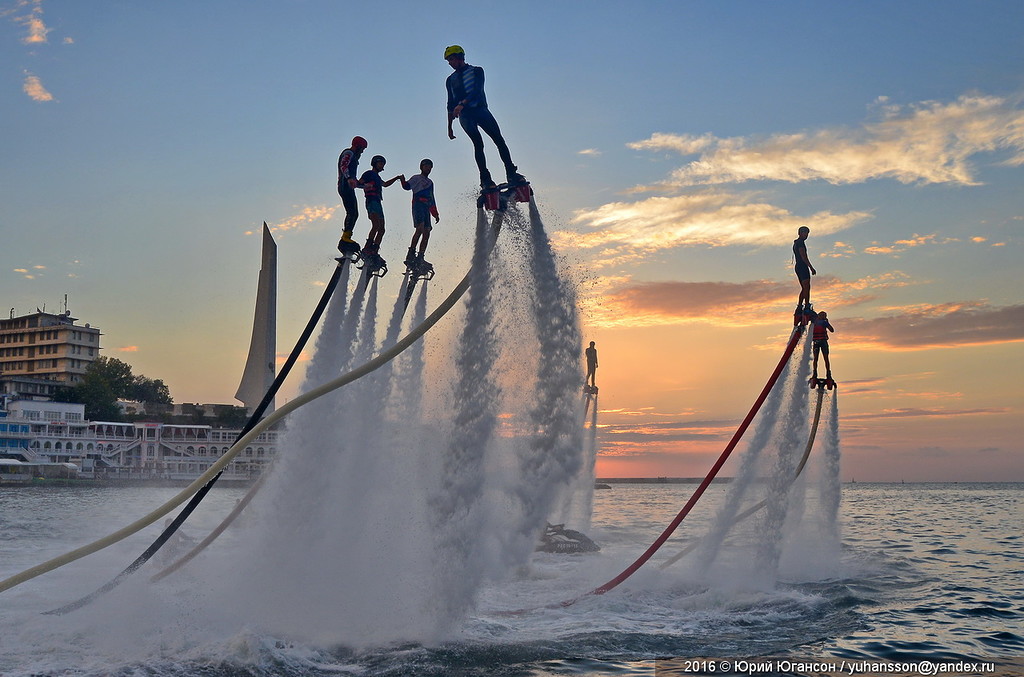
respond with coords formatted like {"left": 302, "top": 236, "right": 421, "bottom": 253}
{"left": 444, "top": 45, "right": 524, "bottom": 189}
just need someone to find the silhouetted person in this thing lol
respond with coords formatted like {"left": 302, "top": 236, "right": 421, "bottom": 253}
{"left": 585, "top": 341, "right": 598, "bottom": 389}
{"left": 794, "top": 225, "right": 816, "bottom": 310}
{"left": 338, "top": 135, "right": 368, "bottom": 253}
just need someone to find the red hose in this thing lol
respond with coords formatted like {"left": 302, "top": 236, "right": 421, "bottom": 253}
{"left": 568, "top": 326, "right": 805, "bottom": 603}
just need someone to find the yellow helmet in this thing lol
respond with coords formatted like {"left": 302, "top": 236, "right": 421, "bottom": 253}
{"left": 444, "top": 44, "right": 465, "bottom": 60}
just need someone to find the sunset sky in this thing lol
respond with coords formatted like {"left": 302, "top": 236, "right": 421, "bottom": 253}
{"left": 3, "top": 1, "right": 1022, "bottom": 481}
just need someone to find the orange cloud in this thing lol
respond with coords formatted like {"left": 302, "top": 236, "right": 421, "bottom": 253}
{"left": 596, "top": 419, "right": 736, "bottom": 458}
{"left": 584, "top": 272, "right": 911, "bottom": 328}
{"left": 8, "top": 0, "right": 49, "bottom": 44}
{"left": 22, "top": 73, "right": 54, "bottom": 102}
{"left": 841, "top": 406, "right": 1008, "bottom": 421}
{"left": 821, "top": 241, "right": 857, "bottom": 258}
{"left": 117, "top": 346, "right": 139, "bottom": 352}
{"left": 250, "top": 205, "right": 337, "bottom": 236}
{"left": 864, "top": 233, "right": 959, "bottom": 256}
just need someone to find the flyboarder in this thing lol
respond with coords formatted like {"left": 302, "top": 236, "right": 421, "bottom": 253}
{"left": 359, "top": 154, "right": 404, "bottom": 258}
{"left": 585, "top": 341, "right": 598, "bottom": 393}
{"left": 794, "top": 225, "right": 816, "bottom": 313}
{"left": 400, "top": 159, "right": 440, "bottom": 269}
{"left": 337, "top": 136, "right": 368, "bottom": 257}
{"left": 444, "top": 44, "right": 526, "bottom": 190}
{"left": 810, "top": 310, "right": 835, "bottom": 388}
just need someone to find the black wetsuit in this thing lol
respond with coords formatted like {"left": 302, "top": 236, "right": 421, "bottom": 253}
{"left": 793, "top": 238, "right": 810, "bottom": 280}
{"left": 338, "top": 148, "right": 361, "bottom": 231}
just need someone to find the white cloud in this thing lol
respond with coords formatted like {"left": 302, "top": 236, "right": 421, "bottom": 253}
{"left": 561, "top": 191, "right": 870, "bottom": 267}
{"left": 628, "top": 132, "right": 717, "bottom": 155}
{"left": 631, "top": 95, "right": 1024, "bottom": 187}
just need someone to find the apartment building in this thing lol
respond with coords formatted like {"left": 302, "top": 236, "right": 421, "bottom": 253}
{"left": 0, "top": 310, "right": 102, "bottom": 398}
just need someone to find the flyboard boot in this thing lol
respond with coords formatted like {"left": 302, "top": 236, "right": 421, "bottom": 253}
{"left": 407, "top": 252, "right": 434, "bottom": 280}
{"left": 506, "top": 170, "right": 531, "bottom": 204}
{"left": 803, "top": 302, "right": 816, "bottom": 326}
{"left": 479, "top": 171, "right": 501, "bottom": 210}
{"left": 336, "top": 230, "right": 361, "bottom": 262}
{"left": 480, "top": 169, "right": 532, "bottom": 211}
{"left": 356, "top": 241, "right": 387, "bottom": 278}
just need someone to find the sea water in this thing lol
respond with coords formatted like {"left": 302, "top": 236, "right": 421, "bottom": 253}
{"left": 0, "top": 482, "right": 1020, "bottom": 676}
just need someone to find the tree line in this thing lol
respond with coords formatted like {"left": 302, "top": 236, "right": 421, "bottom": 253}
{"left": 53, "top": 356, "right": 171, "bottom": 421}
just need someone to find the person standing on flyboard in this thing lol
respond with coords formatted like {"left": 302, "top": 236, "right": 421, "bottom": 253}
{"left": 444, "top": 45, "right": 525, "bottom": 190}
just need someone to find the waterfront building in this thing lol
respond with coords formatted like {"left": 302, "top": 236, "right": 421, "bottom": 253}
{"left": 0, "top": 399, "right": 277, "bottom": 482}
{"left": 0, "top": 310, "right": 101, "bottom": 399}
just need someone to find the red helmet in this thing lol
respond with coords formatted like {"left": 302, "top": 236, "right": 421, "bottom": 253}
{"left": 351, "top": 136, "right": 368, "bottom": 150}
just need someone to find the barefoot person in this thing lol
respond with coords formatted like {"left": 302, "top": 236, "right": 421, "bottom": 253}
{"left": 794, "top": 225, "right": 817, "bottom": 311}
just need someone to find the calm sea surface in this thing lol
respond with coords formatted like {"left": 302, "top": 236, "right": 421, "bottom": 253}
{"left": 0, "top": 482, "right": 1020, "bottom": 676}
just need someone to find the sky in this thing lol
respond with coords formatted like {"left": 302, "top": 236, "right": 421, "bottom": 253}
{"left": 2, "top": 1, "right": 1022, "bottom": 482}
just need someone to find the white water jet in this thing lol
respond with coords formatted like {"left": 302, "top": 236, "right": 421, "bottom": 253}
{"left": 205, "top": 257, "right": 451, "bottom": 647}
{"left": 819, "top": 390, "right": 843, "bottom": 545}
{"left": 752, "top": 331, "right": 813, "bottom": 584}
{"left": 388, "top": 282, "right": 428, "bottom": 424}
{"left": 516, "top": 200, "right": 585, "bottom": 539}
{"left": 693, "top": 329, "right": 804, "bottom": 576}
{"left": 428, "top": 209, "right": 503, "bottom": 624}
